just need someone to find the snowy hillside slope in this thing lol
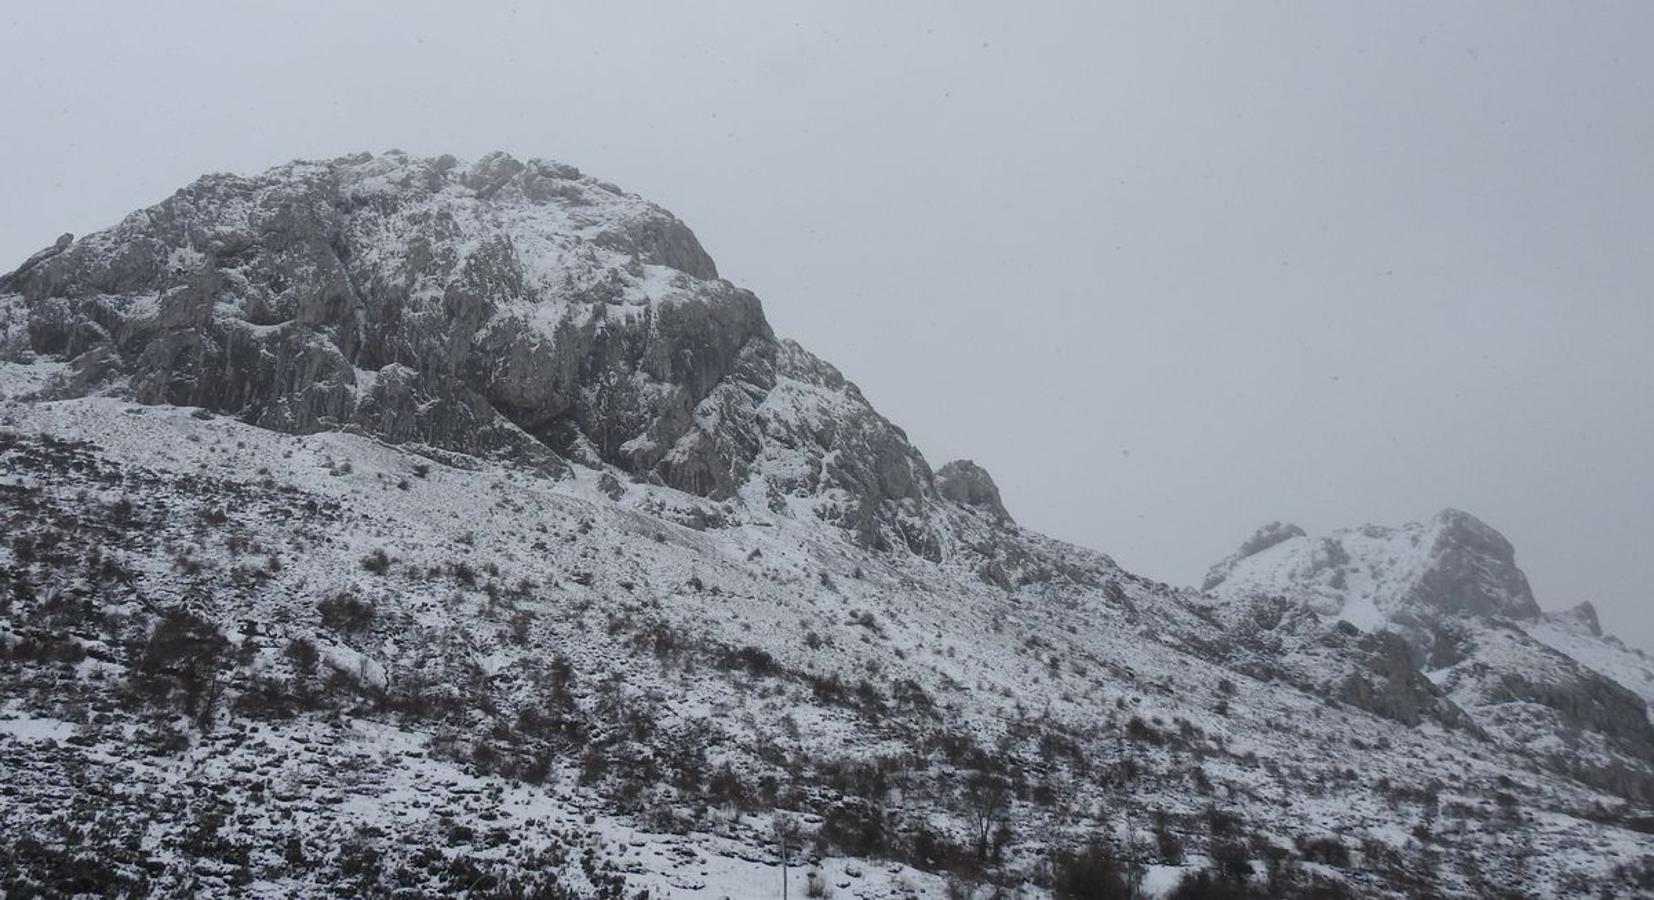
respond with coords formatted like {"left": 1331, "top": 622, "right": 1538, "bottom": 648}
{"left": 7, "top": 390, "right": 1654, "bottom": 896}
{"left": 3, "top": 153, "right": 1654, "bottom": 897}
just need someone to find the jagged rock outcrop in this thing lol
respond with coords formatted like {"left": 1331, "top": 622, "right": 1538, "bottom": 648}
{"left": 1337, "top": 629, "right": 1469, "bottom": 729}
{"left": 1488, "top": 664, "right": 1653, "bottom": 747}
{"left": 1199, "top": 590, "right": 1475, "bottom": 732}
{"left": 1550, "top": 600, "right": 1604, "bottom": 637}
{"left": 0, "top": 151, "right": 963, "bottom": 556}
{"left": 0, "top": 233, "right": 73, "bottom": 291}
{"left": 1404, "top": 509, "right": 1540, "bottom": 620}
{"left": 936, "top": 459, "right": 1011, "bottom": 524}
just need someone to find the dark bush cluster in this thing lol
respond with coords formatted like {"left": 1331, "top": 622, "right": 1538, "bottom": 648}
{"left": 317, "top": 592, "right": 376, "bottom": 633}
{"left": 131, "top": 607, "right": 231, "bottom": 727}
{"left": 360, "top": 548, "right": 391, "bottom": 575}
{"left": 1050, "top": 840, "right": 1143, "bottom": 899}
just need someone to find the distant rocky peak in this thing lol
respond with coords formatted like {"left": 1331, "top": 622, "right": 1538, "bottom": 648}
{"left": 1200, "top": 520, "right": 1307, "bottom": 591}
{"left": 1203, "top": 509, "right": 1542, "bottom": 625}
{"left": 1428, "top": 508, "right": 1517, "bottom": 561}
{"left": 1407, "top": 508, "right": 1540, "bottom": 621}
{"left": 1547, "top": 600, "right": 1604, "bottom": 637}
{"left": 1238, "top": 521, "right": 1308, "bottom": 558}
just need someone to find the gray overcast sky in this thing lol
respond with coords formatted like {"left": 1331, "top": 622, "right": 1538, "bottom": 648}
{"left": 3, "top": 2, "right": 1650, "bottom": 646}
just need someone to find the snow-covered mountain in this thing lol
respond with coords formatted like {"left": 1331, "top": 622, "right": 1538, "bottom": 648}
{"left": 3, "top": 152, "right": 1652, "bottom": 898}
{"left": 1, "top": 151, "right": 947, "bottom": 559}
{"left": 1202, "top": 510, "right": 1542, "bottom": 628}
{"left": 1202, "top": 511, "right": 1654, "bottom": 802}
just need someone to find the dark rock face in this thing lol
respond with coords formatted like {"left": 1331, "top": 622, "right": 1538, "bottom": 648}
{"left": 1405, "top": 509, "right": 1540, "bottom": 620}
{"left": 937, "top": 459, "right": 1011, "bottom": 524}
{"left": 1551, "top": 601, "right": 1604, "bottom": 637}
{"left": 1485, "top": 661, "right": 1654, "bottom": 752}
{"left": 1203, "top": 591, "right": 1474, "bottom": 732}
{"left": 1237, "top": 521, "right": 1306, "bottom": 558}
{"left": 1338, "top": 631, "right": 1468, "bottom": 729}
{"left": 0, "top": 233, "right": 73, "bottom": 292}
{"left": 1, "top": 151, "right": 955, "bottom": 555}
{"left": 757, "top": 340, "right": 943, "bottom": 559}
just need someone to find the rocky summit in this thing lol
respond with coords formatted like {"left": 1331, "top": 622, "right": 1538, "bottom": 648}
{"left": 2, "top": 153, "right": 1653, "bottom": 898}
{"left": 3, "top": 150, "right": 947, "bottom": 557}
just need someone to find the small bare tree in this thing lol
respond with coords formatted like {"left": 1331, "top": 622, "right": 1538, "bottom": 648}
{"left": 775, "top": 813, "right": 802, "bottom": 899}
{"left": 963, "top": 770, "right": 1011, "bottom": 862}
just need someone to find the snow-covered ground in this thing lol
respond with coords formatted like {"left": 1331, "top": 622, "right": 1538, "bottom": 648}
{"left": 4, "top": 374, "right": 1652, "bottom": 896}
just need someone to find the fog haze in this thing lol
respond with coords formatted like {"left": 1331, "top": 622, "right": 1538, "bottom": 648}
{"left": 3, "top": 2, "right": 1649, "bottom": 646}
